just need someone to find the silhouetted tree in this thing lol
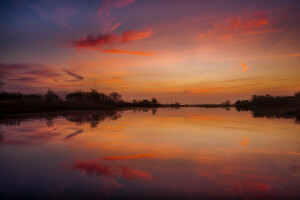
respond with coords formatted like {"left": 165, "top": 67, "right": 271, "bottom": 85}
{"left": 173, "top": 102, "right": 180, "bottom": 106}
{"left": 151, "top": 97, "right": 158, "bottom": 105}
{"left": 222, "top": 100, "right": 230, "bottom": 106}
{"left": 44, "top": 90, "right": 60, "bottom": 101}
{"left": 0, "top": 81, "right": 4, "bottom": 91}
{"left": 66, "top": 91, "right": 87, "bottom": 102}
{"left": 109, "top": 92, "right": 122, "bottom": 102}
{"left": 140, "top": 99, "right": 151, "bottom": 105}
{"left": 88, "top": 89, "right": 100, "bottom": 101}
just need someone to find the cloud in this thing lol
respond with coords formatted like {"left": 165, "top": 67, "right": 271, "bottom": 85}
{"left": 120, "top": 167, "right": 152, "bottom": 180}
{"left": 241, "top": 62, "right": 249, "bottom": 72}
{"left": 199, "top": 12, "right": 274, "bottom": 40}
{"left": 288, "top": 53, "right": 300, "bottom": 57}
{"left": 73, "top": 29, "right": 152, "bottom": 48}
{"left": 9, "top": 77, "right": 42, "bottom": 82}
{"left": 63, "top": 129, "right": 84, "bottom": 140}
{"left": 219, "top": 77, "right": 256, "bottom": 83}
{"left": 0, "top": 126, "right": 60, "bottom": 146}
{"left": 72, "top": 160, "right": 115, "bottom": 176}
{"left": 120, "top": 30, "right": 153, "bottom": 43}
{"left": 71, "top": 158, "right": 152, "bottom": 181}
{"left": 98, "top": 0, "right": 135, "bottom": 12}
{"left": 189, "top": 86, "right": 224, "bottom": 94}
{"left": 73, "top": 33, "right": 116, "bottom": 48}
{"left": 190, "top": 89, "right": 215, "bottom": 93}
{"left": 72, "top": 29, "right": 153, "bottom": 55}
{"left": 103, "top": 22, "right": 122, "bottom": 33}
{"left": 12, "top": 0, "right": 78, "bottom": 27}
{"left": 96, "top": 0, "right": 135, "bottom": 35}
{"left": 0, "top": 63, "right": 60, "bottom": 83}
{"left": 103, "top": 49, "right": 153, "bottom": 56}
{"left": 115, "top": 0, "right": 135, "bottom": 8}
{"left": 103, "top": 154, "right": 154, "bottom": 161}
{"left": 64, "top": 70, "right": 84, "bottom": 81}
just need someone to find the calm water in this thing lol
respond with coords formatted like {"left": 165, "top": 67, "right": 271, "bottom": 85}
{"left": 0, "top": 108, "right": 299, "bottom": 200}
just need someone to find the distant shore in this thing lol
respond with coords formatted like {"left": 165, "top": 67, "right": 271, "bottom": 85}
{"left": 0, "top": 90, "right": 299, "bottom": 123}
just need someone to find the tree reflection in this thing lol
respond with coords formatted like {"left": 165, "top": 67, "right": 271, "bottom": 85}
{"left": 0, "top": 110, "right": 123, "bottom": 128}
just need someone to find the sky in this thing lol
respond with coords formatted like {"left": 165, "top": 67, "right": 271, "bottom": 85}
{"left": 0, "top": 0, "right": 299, "bottom": 104}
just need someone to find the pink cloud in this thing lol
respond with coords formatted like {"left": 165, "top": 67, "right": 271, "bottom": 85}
{"left": 199, "top": 12, "right": 275, "bottom": 40}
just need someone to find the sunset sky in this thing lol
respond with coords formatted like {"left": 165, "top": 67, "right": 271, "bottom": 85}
{"left": 0, "top": 0, "right": 299, "bottom": 103}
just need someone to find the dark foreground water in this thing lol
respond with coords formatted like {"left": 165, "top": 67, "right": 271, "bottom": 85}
{"left": 0, "top": 108, "right": 299, "bottom": 200}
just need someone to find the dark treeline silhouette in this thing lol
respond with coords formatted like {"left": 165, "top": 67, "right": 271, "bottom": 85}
{"left": 234, "top": 92, "right": 300, "bottom": 124}
{"left": 0, "top": 89, "right": 163, "bottom": 113}
{"left": 235, "top": 92, "right": 300, "bottom": 110}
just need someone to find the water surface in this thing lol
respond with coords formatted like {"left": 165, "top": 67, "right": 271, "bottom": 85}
{"left": 0, "top": 108, "right": 299, "bottom": 199}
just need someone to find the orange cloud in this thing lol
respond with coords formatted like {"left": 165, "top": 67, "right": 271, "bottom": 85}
{"left": 226, "top": 15, "right": 268, "bottom": 30}
{"left": 120, "top": 167, "right": 152, "bottom": 180}
{"left": 103, "top": 154, "right": 154, "bottom": 161}
{"left": 190, "top": 89, "right": 214, "bottom": 93}
{"left": 72, "top": 158, "right": 152, "bottom": 181}
{"left": 72, "top": 29, "right": 153, "bottom": 56}
{"left": 73, "top": 29, "right": 152, "bottom": 48}
{"left": 199, "top": 12, "right": 273, "bottom": 40}
{"left": 288, "top": 53, "right": 300, "bottom": 57}
{"left": 241, "top": 62, "right": 249, "bottom": 72}
{"left": 103, "top": 49, "right": 153, "bottom": 56}
{"left": 72, "top": 160, "right": 115, "bottom": 176}
{"left": 189, "top": 86, "right": 224, "bottom": 94}
{"left": 121, "top": 29, "right": 153, "bottom": 43}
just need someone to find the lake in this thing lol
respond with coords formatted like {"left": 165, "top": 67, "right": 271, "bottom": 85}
{"left": 0, "top": 107, "right": 299, "bottom": 200}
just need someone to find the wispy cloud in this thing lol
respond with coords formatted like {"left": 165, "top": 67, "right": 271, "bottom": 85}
{"left": 64, "top": 70, "right": 84, "bottom": 81}
{"left": 189, "top": 87, "right": 224, "bottom": 94}
{"left": 103, "top": 49, "right": 153, "bottom": 56}
{"left": 0, "top": 63, "right": 60, "bottom": 83}
{"left": 98, "top": 0, "right": 135, "bottom": 12}
{"left": 97, "top": 0, "right": 136, "bottom": 34}
{"left": 73, "top": 29, "right": 152, "bottom": 48}
{"left": 72, "top": 29, "right": 153, "bottom": 55}
{"left": 120, "top": 167, "right": 152, "bottom": 180}
{"left": 120, "top": 30, "right": 153, "bottom": 43}
{"left": 72, "top": 157, "right": 152, "bottom": 181}
{"left": 287, "top": 53, "right": 300, "bottom": 57}
{"left": 199, "top": 12, "right": 274, "bottom": 40}
{"left": 73, "top": 33, "right": 116, "bottom": 48}
{"left": 12, "top": 0, "right": 78, "bottom": 27}
{"left": 115, "top": 0, "right": 135, "bottom": 8}
{"left": 103, "top": 154, "right": 154, "bottom": 161}
{"left": 219, "top": 77, "right": 256, "bottom": 83}
{"left": 63, "top": 129, "right": 84, "bottom": 140}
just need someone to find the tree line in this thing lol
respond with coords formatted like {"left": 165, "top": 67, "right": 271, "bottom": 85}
{"left": 0, "top": 88, "right": 159, "bottom": 106}
{"left": 234, "top": 92, "right": 300, "bottom": 111}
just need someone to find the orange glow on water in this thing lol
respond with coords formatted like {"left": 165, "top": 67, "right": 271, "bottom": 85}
{"left": 1, "top": 108, "right": 300, "bottom": 198}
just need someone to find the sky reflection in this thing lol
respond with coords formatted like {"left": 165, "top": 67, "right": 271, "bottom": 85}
{"left": 0, "top": 108, "right": 299, "bottom": 199}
